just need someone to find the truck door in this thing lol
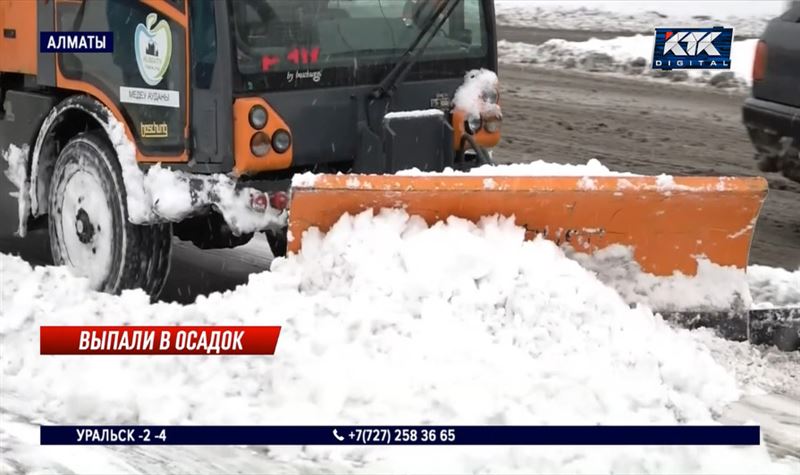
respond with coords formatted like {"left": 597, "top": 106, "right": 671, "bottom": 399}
{"left": 187, "top": 0, "right": 232, "bottom": 167}
{"left": 54, "top": 0, "right": 189, "bottom": 161}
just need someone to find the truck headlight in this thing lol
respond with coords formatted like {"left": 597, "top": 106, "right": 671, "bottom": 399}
{"left": 249, "top": 106, "right": 268, "bottom": 130}
{"left": 484, "top": 119, "right": 501, "bottom": 133}
{"left": 466, "top": 114, "right": 482, "bottom": 134}
{"left": 482, "top": 88, "right": 499, "bottom": 104}
{"left": 250, "top": 132, "right": 270, "bottom": 156}
{"left": 272, "top": 129, "right": 292, "bottom": 153}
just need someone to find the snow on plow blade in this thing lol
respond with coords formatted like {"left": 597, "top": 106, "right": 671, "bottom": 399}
{"left": 288, "top": 175, "right": 767, "bottom": 276}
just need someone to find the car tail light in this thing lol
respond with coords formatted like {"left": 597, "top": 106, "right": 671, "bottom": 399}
{"left": 269, "top": 191, "right": 289, "bottom": 211}
{"left": 250, "top": 192, "right": 269, "bottom": 212}
{"left": 753, "top": 40, "right": 767, "bottom": 81}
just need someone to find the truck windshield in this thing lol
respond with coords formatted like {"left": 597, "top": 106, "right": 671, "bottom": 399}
{"left": 229, "top": 0, "right": 489, "bottom": 91}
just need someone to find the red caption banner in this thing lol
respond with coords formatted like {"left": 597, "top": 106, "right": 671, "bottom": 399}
{"left": 40, "top": 326, "right": 281, "bottom": 355}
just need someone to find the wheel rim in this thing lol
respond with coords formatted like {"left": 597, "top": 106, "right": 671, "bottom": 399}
{"left": 56, "top": 165, "right": 115, "bottom": 290}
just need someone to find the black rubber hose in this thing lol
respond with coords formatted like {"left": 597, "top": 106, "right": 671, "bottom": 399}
{"left": 461, "top": 134, "right": 495, "bottom": 166}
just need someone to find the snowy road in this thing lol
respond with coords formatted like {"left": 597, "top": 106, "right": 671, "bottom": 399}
{"left": 0, "top": 231, "right": 272, "bottom": 305}
{"left": 498, "top": 26, "right": 631, "bottom": 45}
{"left": 722, "top": 394, "right": 800, "bottom": 460}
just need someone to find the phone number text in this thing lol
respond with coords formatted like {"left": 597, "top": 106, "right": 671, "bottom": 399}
{"left": 350, "top": 428, "right": 456, "bottom": 444}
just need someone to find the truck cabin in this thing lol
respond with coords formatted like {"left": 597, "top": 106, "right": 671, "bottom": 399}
{"left": 0, "top": 0, "right": 501, "bottom": 295}
{"left": 0, "top": 0, "right": 499, "bottom": 183}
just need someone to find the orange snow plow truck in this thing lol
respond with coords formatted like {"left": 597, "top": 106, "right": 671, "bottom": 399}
{"left": 0, "top": 0, "right": 767, "bottom": 299}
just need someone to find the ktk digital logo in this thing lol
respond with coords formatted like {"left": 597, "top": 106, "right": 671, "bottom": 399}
{"left": 652, "top": 27, "right": 733, "bottom": 70}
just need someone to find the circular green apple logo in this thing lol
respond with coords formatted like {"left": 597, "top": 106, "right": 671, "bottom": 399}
{"left": 134, "top": 13, "right": 172, "bottom": 86}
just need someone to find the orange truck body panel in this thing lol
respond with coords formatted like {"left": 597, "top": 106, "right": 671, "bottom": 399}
{"left": 233, "top": 97, "right": 294, "bottom": 176}
{"left": 288, "top": 175, "right": 768, "bottom": 277}
{"left": 0, "top": 0, "right": 37, "bottom": 74}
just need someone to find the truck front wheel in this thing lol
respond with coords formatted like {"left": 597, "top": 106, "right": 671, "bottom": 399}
{"left": 48, "top": 131, "right": 172, "bottom": 297}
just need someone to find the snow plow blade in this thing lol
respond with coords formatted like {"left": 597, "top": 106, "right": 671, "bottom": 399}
{"left": 288, "top": 175, "right": 767, "bottom": 276}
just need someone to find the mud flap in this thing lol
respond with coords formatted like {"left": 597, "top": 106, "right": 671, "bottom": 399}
{"left": 288, "top": 175, "right": 768, "bottom": 276}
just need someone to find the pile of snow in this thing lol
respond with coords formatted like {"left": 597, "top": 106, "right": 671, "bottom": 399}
{"left": 748, "top": 265, "right": 800, "bottom": 309}
{"left": 493, "top": 1, "right": 777, "bottom": 38}
{"left": 453, "top": 69, "right": 501, "bottom": 118}
{"left": 570, "top": 245, "right": 752, "bottom": 312}
{"left": 293, "top": 158, "right": 633, "bottom": 186}
{"left": 106, "top": 117, "right": 286, "bottom": 235}
{"left": 141, "top": 164, "right": 286, "bottom": 235}
{"left": 104, "top": 113, "right": 151, "bottom": 223}
{"left": 398, "top": 157, "right": 634, "bottom": 177}
{"left": 383, "top": 109, "right": 445, "bottom": 120}
{"left": 1, "top": 144, "right": 30, "bottom": 237}
{"left": 2, "top": 210, "right": 799, "bottom": 473}
{"left": 499, "top": 36, "right": 758, "bottom": 90}
{"left": 692, "top": 329, "right": 800, "bottom": 397}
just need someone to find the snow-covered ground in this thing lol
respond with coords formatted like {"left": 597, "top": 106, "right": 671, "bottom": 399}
{"left": 494, "top": 1, "right": 783, "bottom": 37}
{"left": 748, "top": 265, "right": 800, "bottom": 309}
{"left": 2, "top": 155, "right": 799, "bottom": 472}
{"left": 499, "top": 36, "right": 757, "bottom": 90}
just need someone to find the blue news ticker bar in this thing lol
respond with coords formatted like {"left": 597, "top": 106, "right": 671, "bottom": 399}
{"left": 40, "top": 425, "right": 760, "bottom": 446}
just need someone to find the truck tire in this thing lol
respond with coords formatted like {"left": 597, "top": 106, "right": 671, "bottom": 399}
{"left": 781, "top": 155, "right": 800, "bottom": 184}
{"left": 48, "top": 131, "right": 171, "bottom": 298}
{"left": 265, "top": 228, "right": 287, "bottom": 257}
{"left": 754, "top": 153, "right": 779, "bottom": 173}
